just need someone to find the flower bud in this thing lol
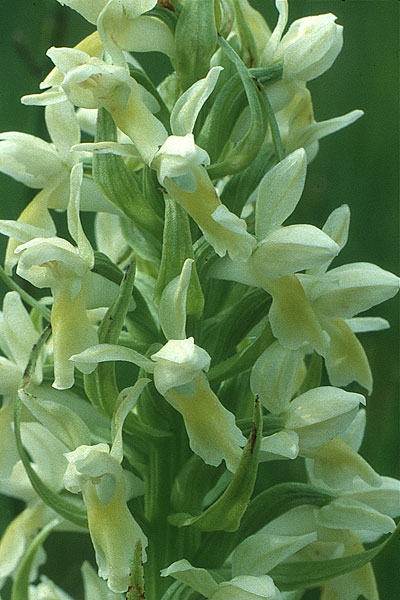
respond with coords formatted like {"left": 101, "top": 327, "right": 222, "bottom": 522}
{"left": 174, "top": 0, "right": 218, "bottom": 91}
{"left": 279, "top": 14, "right": 343, "bottom": 82}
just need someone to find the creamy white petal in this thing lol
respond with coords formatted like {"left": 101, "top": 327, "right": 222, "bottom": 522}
{"left": 45, "top": 101, "right": 80, "bottom": 157}
{"left": 251, "top": 224, "right": 339, "bottom": 279}
{"left": 171, "top": 66, "right": 223, "bottom": 136}
{"left": 232, "top": 532, "right": 317, "bottom": 577}
{"left": 311, "top": 262, "right": 400, "bottom": 319}
{"left": 260, "top": 430, "right": 299, "bottom": 461}
{"left": 159, "top": 259, "right": 193, "bottom": 341}
{"left": 317, "top": 497, "right": 395, "bottom": 534}
{"left": 323, "top": 317, "right": 373, "bottom": 394}
{"left": 250, "top": 342, "right": 303, "bottom": 414}
{"left": 255, "top": 149, "right": 307, "bottom": 240}
{"left": 266, "top": 275, "right": 328, "bottom": 354}
{"left": 344, "top": 317, "right": 390, "bottom": 333}
{"left": 285, "top": 386, "right": 364, "bottom": 451}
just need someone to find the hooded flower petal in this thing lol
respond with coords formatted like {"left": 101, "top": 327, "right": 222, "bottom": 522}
{"left": 151, "top": 337, "right": 211, "bottom": 395}
{"left": 284, "top": 386, "right": 364, "bottom": 452}
{"left": 279, "top": 14, "right": 343, "bottom": 82}
{"left": 152, "top": 133, "right": 210, "bottom": 185}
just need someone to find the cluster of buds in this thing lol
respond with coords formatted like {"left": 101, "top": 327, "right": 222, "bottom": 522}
{"left": 0, "top": 1, "right": 398, "bottom": 599}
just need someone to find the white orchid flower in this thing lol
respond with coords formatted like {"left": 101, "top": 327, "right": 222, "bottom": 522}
{"left": 291, "top": 206, "right": 400, "bottom": 392}
{"left": 0, "top": 291, "right": 43, "bottom": 398}
{"left": 63, "top": 443, "right": 147, "bottom": 593}
{"left": 150, "top": 65, "right": 256, "bottom": 262}
{"left": 56, "top": 0, "right": 174, "bottom": 64}
{"left": 0, "top": 164, "right": 121, "bottom": 389}
{"left": 261, "top": 506, "right": 380, "bottom": 600}
{"left": 261, "top": 1, "right": 343, "bottom": 82}
{"left": 258, "top": 386, "right": 364, "bottom": 462}
{"left": 261, "top": 429, "right": 400, "bottom": 600}
{"left": 211, "top": 149, "right": 340, "bottom": 354}
{"left": 22, "top": 46, "right": 168, "bottom": 166}
{"left": 0, "top": 419, "right": 70, "bottom": 587}
{"left": 0, "top": 100, "right": 117, "bottom": 272}
{"left": 71, "top": 260, "right": 246, "bottom": 472}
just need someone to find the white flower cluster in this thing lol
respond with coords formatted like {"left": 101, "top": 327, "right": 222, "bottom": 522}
{"left": 0, "top": 1, "right": 398, "bottom": 599}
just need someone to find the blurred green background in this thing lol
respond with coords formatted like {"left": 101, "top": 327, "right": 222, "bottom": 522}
{"left": 0, "top": 1, "right": 398, "bottom": 598}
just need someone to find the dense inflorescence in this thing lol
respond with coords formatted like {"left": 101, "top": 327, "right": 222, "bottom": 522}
{"left": 0, "top": 2, "right": 398, "bottom": 599}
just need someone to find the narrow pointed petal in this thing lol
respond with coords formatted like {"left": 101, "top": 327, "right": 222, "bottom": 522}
{"left": 344, "top": 317, "right": 390, "bottom": 333}
{"left": 70, "top": 343, "right": 155, "bottom": 373}
{"left": 171, "top": 66, "right": 223, "bottom": 136}
{"left": 159, "top": 259, "right": 193, "bottom": 340}
{"left": 286, "top": 109, "right": 364, "bottom": 155}
{"left": 261, "top": 0, "right": 289, "bottom": 64}
{"left": 255, "top": 148, "right": 307, "bottom": 240}
{"left": 0, "top": 220, "right": 55, "bottom": 244}
{"left": 45, "top": 101, "right": 80, "bottom": 156}
{"left": 232, "top": 532, "right": 316, "bottom": 577}
{"left": 311, "top": 262, "right": 400, "bottom": 318}
{"left": 317, "top": 497, "right": 396, "bottom": 533}
{"left": 67, "top": 163, "right": 94, "bottom": 267}
{"left": 111, "top": 379, "right": 150, "bottom": 462}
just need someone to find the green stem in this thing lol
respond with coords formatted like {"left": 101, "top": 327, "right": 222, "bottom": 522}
{"left": 260, "top": 86, "right": 285, "bottom": 163}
